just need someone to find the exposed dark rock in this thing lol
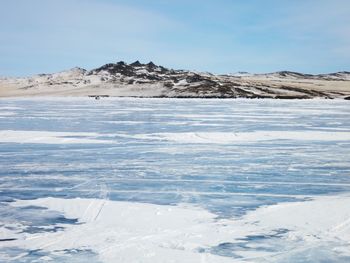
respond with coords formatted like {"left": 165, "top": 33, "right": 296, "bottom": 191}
{"left": 278, "top": 85, "right": 330, "bottom": 98}
{"left": 116, "top": 61, "right": 126, "bottom": 66}
{"left": 146, "top": 61, "right": 157, "bottom": 72}
{"left": 277, "top": 71, "right": 313, "bottom": 78}
{"left": 147, "top": 61, "right": 157, "bottom": 68}
{"left": 164, "top": 82, "right": 174, "bottom": 88}
{"left": 158, "top": 66, "right": 169, "bottom": 74}
{"left": 93, "top": 62, "right": 135, "bottom": 76}
{"left": 186, "top": 74, "right": 205, "bottom": 83}
{"left": 130, "top": 60, "right": 143, "bottom": 67}
{"left": 275, "top": 95, "right": 310, "bottom": 99}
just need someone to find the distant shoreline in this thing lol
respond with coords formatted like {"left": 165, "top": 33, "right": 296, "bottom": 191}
{"left": 1, "top": 61, "right": 349, "bottom": 99}
{"left": 1, "top": 95, "right": 349, "bottom": 100}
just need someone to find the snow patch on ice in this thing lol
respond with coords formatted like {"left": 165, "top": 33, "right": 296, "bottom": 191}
{"left": 0, "top": 130, "right": 111, "bottom": 144}
{"left": 9, "top": 198, "right": 235, "bottom": 263}
{"left": 4, "top": 195, "right": 350, "bottom": 262}
{"left": 127, "top": 131, "right": 350, "bottom": 144}
{"left": 0, "top": 111, "right": 16, "bottom": 117}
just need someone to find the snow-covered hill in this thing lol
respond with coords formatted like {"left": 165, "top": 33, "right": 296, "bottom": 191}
{"left": 1, "top": 61, "right": 349, "bottom": 99}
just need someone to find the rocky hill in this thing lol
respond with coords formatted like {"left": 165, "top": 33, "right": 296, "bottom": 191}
{"left": 1, "top": 61, "right": 349, "bottom": 99}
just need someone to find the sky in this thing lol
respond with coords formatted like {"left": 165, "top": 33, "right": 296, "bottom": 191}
{"left": 0, "top": 0, "right": 349, "bottom": 76}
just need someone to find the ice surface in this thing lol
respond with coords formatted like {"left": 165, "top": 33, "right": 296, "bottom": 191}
{"left": 0, "top": 98, "right": 350, "bottom": 262}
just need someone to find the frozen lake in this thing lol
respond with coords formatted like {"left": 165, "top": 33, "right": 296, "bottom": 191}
{"left": 0, "top": 98, "right": 350, "bottom": 262}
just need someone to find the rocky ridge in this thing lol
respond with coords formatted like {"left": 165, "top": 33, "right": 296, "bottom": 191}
{"left": 0, "top": 61, "right": 349, "bottom": 98}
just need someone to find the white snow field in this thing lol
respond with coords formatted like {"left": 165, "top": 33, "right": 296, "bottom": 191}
{"left": 0, "top": 98, "right": 350, "bottom": 262}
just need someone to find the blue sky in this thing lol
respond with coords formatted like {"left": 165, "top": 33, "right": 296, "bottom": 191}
{"left": 1, "top": 0, "right": 349, "bottom": 76}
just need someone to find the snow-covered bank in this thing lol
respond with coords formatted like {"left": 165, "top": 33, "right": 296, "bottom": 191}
{"left": 3, "top": 195, "right": 350, "bottom": 262}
